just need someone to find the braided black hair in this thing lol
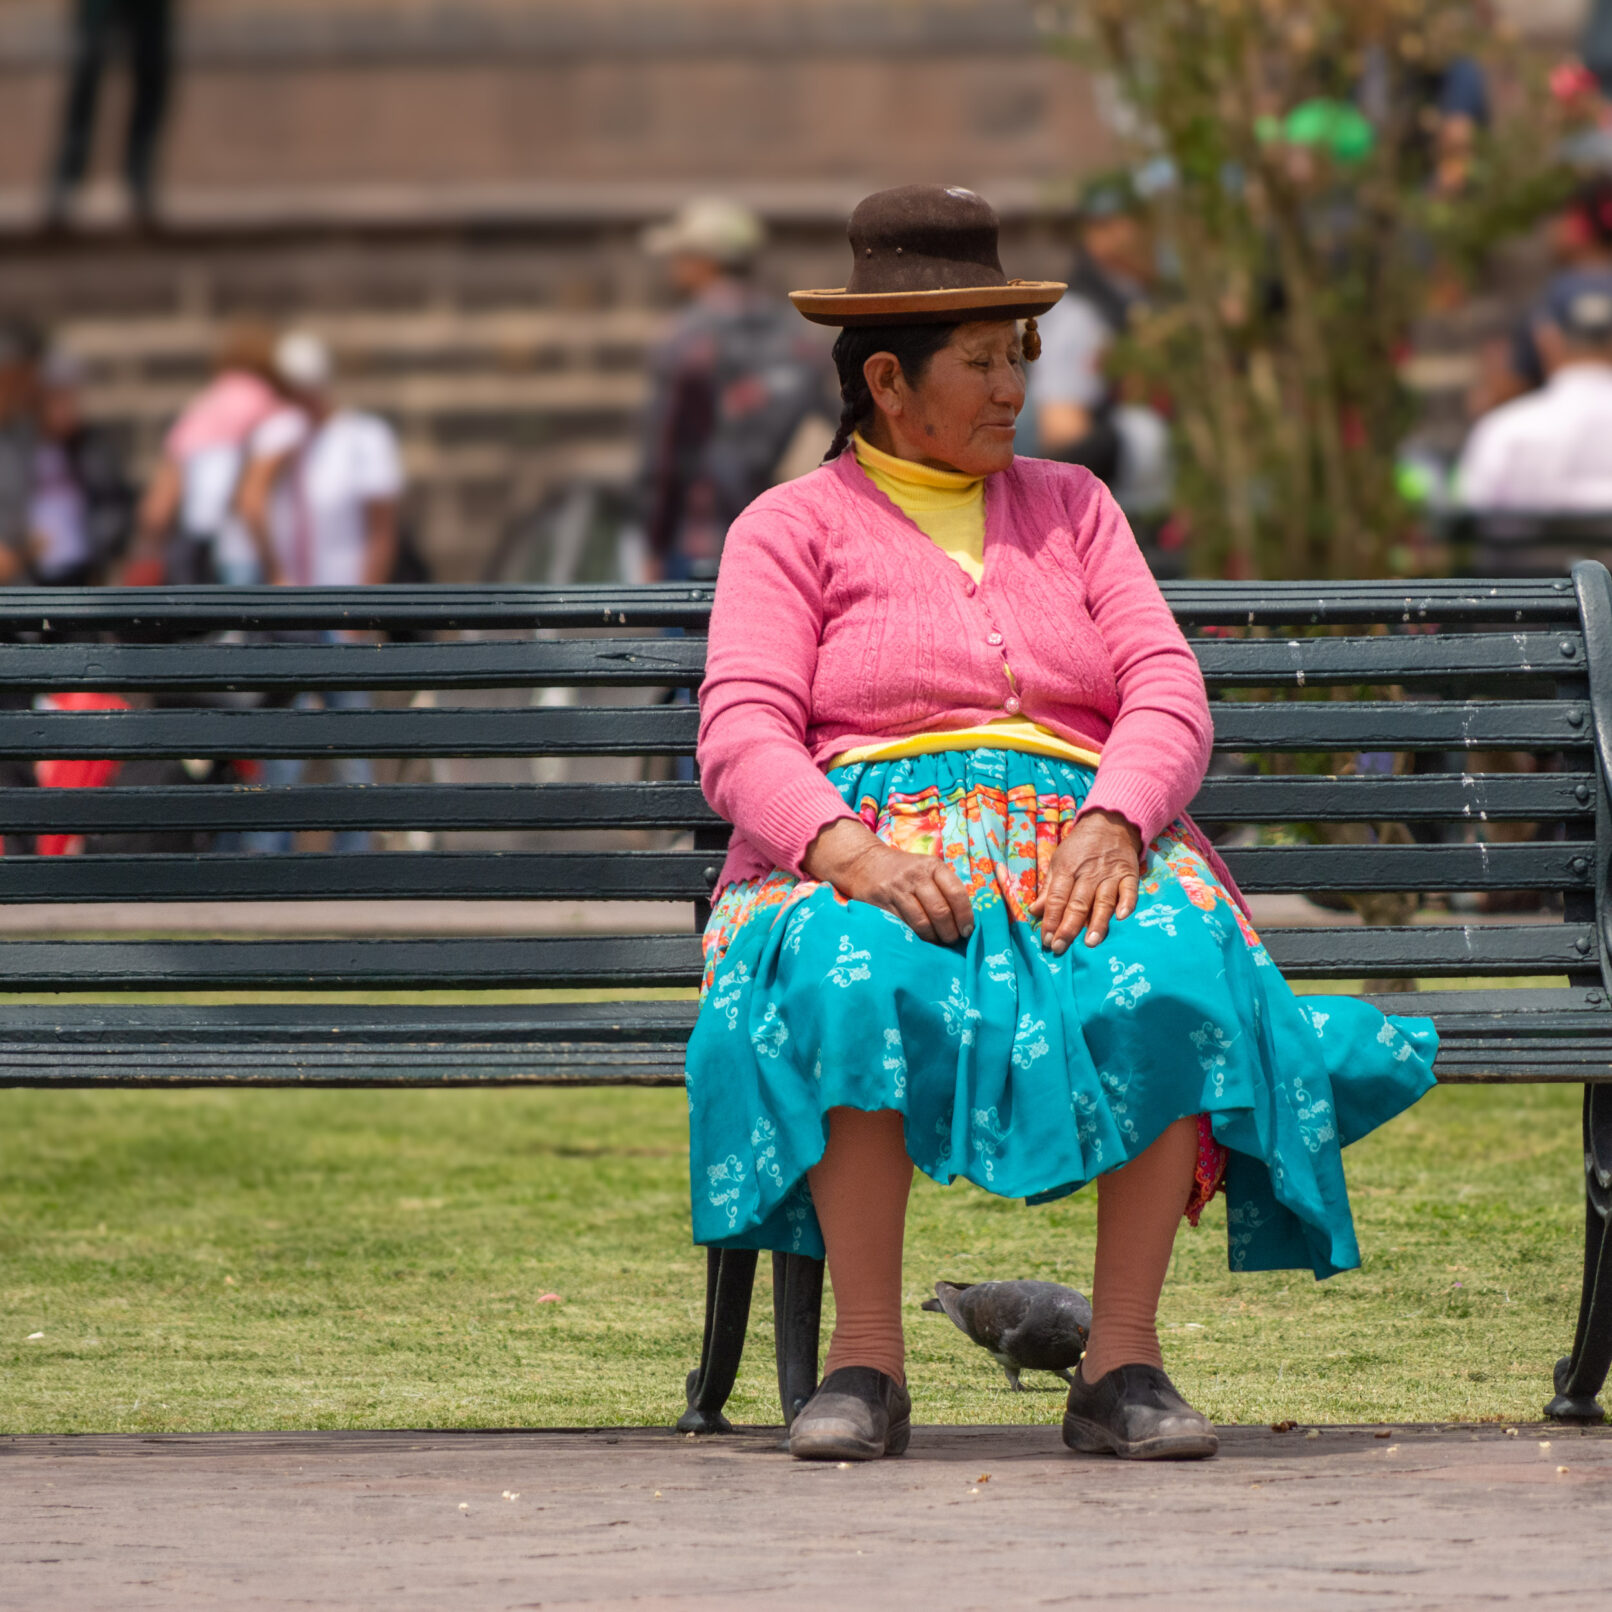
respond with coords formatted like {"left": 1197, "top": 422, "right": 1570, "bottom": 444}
{"left": 823, "top": 324, "right": 956, "bottom": 463}
{"left": 822, "top": 317, "right": 1041, "bottom": 462}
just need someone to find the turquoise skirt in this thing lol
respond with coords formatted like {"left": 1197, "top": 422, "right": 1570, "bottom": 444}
{"left": 685, "top": 749, "right": 1437, "bottom": 1278}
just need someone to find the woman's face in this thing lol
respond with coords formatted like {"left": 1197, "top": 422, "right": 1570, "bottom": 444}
{"left": 864, "top": 320, "right": 1026, "bottom": 476}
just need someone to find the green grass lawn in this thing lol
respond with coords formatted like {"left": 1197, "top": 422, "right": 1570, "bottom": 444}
{"left": 0, "top": 1080, "right": 1587, "bottom": 1433}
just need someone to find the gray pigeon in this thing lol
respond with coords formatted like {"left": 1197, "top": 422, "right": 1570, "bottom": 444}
{"left": 921, "top": 1279, "right": 1093, "bottom": 1391}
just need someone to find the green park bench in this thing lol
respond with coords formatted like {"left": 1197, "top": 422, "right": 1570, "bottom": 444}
{"left": 3, "top": 570, "right": 1612, "bottom": 1429}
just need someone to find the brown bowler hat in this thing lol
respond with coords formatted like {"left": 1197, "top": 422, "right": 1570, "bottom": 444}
{"left": 790, "top": 184, "right": 1065, "bottom": 327}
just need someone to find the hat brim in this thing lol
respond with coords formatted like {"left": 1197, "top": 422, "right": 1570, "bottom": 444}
{"left": 789, "top": 281, "right": 1066, "bottom": 327}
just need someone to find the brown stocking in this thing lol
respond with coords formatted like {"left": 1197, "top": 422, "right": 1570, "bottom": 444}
{"left": 807, "top": 1107, "right": 913, "bottom": 1384}
{"left": 1078, "top": 1115, "right": 1198, "bottom": 1383}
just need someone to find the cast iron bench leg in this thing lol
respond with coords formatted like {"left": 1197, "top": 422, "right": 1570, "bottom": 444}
{"left": 772, "top": 1252, "right": 824, "bottom": 1429}
{"left": 677, "top": 1246, "right": 757, "bottom": 1433}
{"left": 1548, "top": 1083, "right": 1612, "bottom": 1422}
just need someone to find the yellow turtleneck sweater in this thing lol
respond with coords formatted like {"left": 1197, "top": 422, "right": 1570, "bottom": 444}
{"left": 827, "top": 434, "right": 1101, "bottom": 770}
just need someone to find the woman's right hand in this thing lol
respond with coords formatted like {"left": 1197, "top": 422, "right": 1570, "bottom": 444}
{"left": 801, "top": 818, "right": 974, "bottom": 945}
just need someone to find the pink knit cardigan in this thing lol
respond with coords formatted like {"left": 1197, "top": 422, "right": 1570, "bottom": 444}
{"left": 697, "top": 450, "right": 1215, "bottom": 894}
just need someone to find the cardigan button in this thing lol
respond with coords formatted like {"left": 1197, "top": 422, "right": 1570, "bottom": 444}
{"left": 987, "top": 630, "right": 1004, "bottom": 647}
{"left": 963, "top": 579, "right": 977, "bottom": 596}
{"left": 1003, "top": 695, "right": 1022, "bottom": 715}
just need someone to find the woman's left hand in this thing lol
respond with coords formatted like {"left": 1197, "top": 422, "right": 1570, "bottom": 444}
{"left": 1028, "top": 808, "right": 1142, "bottom": 953}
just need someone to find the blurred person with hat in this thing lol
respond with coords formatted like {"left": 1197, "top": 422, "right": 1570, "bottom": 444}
{"left": 125, "top": 320, "right": 285, "bottom": 586}
{"left": 1457, "top": 270, "right": 1612, "bottom": 512}
{"left": 639, "top": 196, "right": 833, "bottom": 581}
{"left": 236, "top": 331, "right": 402, "bottom": 590}
{"left": 1024, "top": 172, "right": 1175, "bottom": 568}
{"left": 1026, "top": 173, "right": 1151, "bottom": 480}
{"left": 687, "top": 185, "right": 1435, "bottom": 1465}
{"left": 1482, "top": 176, "right": 1612, "bottom": 413}
{"left": 231, "top": 332, "right": 404, "bottom": 855}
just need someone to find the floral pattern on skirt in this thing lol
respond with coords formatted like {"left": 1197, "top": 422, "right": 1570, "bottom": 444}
{"left": 686, "top": 749, "right": 1438, "bottom": 1278}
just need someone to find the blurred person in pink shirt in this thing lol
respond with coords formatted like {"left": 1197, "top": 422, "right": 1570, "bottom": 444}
{"left": 125, "top": 321, "right": 283, "bottom": 585}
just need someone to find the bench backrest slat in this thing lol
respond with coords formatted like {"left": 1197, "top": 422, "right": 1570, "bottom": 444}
{"left": 0, "top": 638, "right": 708, "bottom": 691}
{"left": 0, "top": 704, "right": 700, "bottom": 757}
{"left": 0, "top": 934, "right": 706, "bottom": 989}
{"left": 0, "top": 697, "right": 1590, "bottom": 757}
{"left": 0, "top": 630, "right": 1580, "bottom": 691}
{"left": 0, "top": 781, "right": 719, "bottom": 834}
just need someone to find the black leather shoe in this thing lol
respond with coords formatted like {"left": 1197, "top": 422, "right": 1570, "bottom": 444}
{"left": 1062, "top": 1362, "right": 1218, "bottom": 1460}
{"left": 789, "top": 1366, "right": 912, "bottom": 1461}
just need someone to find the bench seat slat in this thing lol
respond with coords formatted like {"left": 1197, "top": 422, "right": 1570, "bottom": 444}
{"left": 3, "top": 1050, "right": 1603, "bottom": 1085}
{"left": 0, "top": 782, "right": 721, "bottom": 834}
{"left": 0, "top": 999, "right": 1605, "bottom": 1085}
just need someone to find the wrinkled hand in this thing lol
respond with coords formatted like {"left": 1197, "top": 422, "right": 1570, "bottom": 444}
{"left": 1029, "top": 809, "right": 1141, "bottom": 953}
{"left": 802, "top": 818, "right": 974, "bottom": 945}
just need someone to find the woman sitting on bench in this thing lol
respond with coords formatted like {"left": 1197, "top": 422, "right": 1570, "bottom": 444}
{"left": 686, "top": 185, "right": 1438, "bottom": 1463}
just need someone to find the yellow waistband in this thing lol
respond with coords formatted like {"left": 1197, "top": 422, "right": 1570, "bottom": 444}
{"left": 827, "top": 722, "right": 1102, "bottom": 771}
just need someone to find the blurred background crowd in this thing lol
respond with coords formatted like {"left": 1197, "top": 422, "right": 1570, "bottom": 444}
{"left": 1, "top": 0, "right": 1612, "bottom": 592}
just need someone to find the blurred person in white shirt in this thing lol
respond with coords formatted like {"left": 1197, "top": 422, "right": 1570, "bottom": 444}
{"left": 233, "top": 333, "right": 404, "bottom": 854}
{"left": 1457, "top": 272, "right": 1612, "bottom": 513}
{"left": 236, "top": 331, "right": 402, "bottom": 587}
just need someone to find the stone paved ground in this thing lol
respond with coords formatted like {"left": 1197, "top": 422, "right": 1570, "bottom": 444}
{"left": 5, "top": 1422, "right": 1612, "bottom": 1610}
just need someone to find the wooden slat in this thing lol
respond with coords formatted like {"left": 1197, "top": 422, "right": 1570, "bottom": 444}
{"left": 0, "top": 781, "right": 720, "bottom": 835}
{"left": 5, "top": 842, "right": 1571, "bottom": 905}
{"left": 5, "top": 995, "right": 1612, "bottom": 1086}
{"left": 0, "top": 584, "right": 717, "bottom": 633}
{"left": 0, "top": 577, "right": 1585, "bottom": 636}
{"left": 1164, "top": 577, "right": 1582, "bottom": 626}
{"left": 1207, "top": 699, "right": 1590, "bottom": 751}
{"left": 0, "top": 1001, "right": 701, "bottom": 1042}
{"left": 0, "top": 638, "right": 706, "bottom": 691}
{"left": 0, "top": 933, "right": 706, "bottom": 989}
{"left": 0, "top": 1048, "right": 695, "bottom": 1087}
{"left": 0, "top": 851, "right": 721, "bottom": 904}
{"left": 0, "top": 698, "right": 1585, "bottom": 760}
{"left": 0, "top": 704, "right": 698, "bottom": 758}
{"left": 0, "top": 632, "right": 1580, "bottom": 694}
{"left": 1189, "top": 771, "right": 1596, "bottom": 822}
{"left": 1192, "top": 632, "right": 1584, "bottom": 686}
{"left": 1262, "top": 923, "right": 1594, "bottom": 977}
{"left": 1221, "top": 841, "right": 1593, "bottom": 893}
{"left": 1365, "top": 987, "right": 1610, "bottom": 1016}
{"left": 0, "top": 922, "right": 1581, "bottom": 986}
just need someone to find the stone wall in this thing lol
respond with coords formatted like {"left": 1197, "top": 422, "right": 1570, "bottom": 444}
{"left": 0, "top": 1, "right": 1113, "bottom": 220}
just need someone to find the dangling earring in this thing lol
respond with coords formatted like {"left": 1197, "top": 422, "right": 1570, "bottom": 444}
{"left": 1022, "top": 317, "right": 1042, "bottom": 363}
